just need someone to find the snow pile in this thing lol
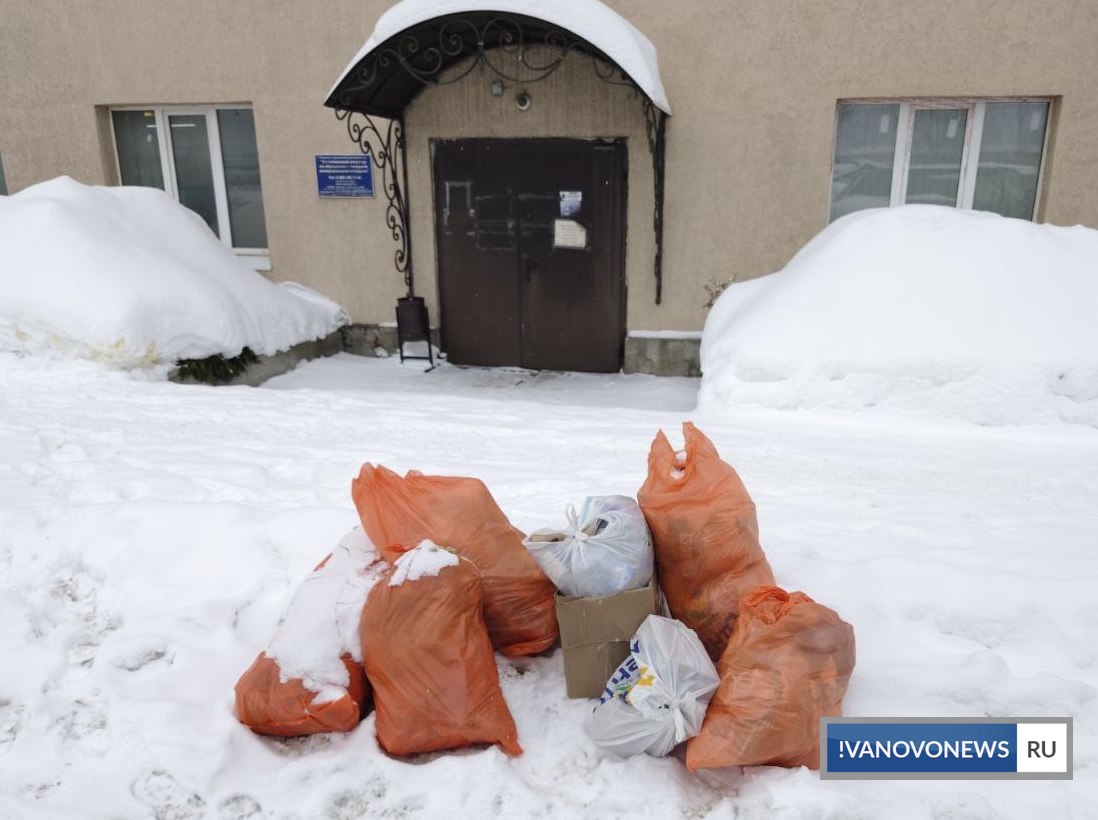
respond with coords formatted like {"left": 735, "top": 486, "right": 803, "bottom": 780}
{"left": 0, "top": 176, "right": 349, "bottom": 368}
{"left": 266, "top": 528, "right": 387, "bottom": 702}
{"left": 699, "top": 206, "right": 1098, "bottom": 427}
{"left": 388, "top": 540, "right": 460, "bottom": 586}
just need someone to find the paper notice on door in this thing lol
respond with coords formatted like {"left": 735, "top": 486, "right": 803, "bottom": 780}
{"left": 554, "top": 219, "right": 587, "bottom": 249}
{"left": 559, "top": 190, "right": 582, "bottom": 217}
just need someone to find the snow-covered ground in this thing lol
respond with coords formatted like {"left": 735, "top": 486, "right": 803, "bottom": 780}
{"left": 1, "top": 351, "right": 1095, "bottom": 819}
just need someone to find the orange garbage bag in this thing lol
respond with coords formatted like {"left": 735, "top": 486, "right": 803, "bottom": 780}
{"left": 362, "top": 541, "right": 523, "bottom": 757}
{"left": 637, "top": 422, "right": 775, "bottom": 659}
{"left": 686, "top": 586, "right": 856, "bottom": 770}
{"left": 235, "top": 653, "right": 369, "bottom": 737}
{"left": 234, "top": 528, "right": 388, "bottom": 737}
{"left": 352, "top": 464, "right": 557, "bottom": 657}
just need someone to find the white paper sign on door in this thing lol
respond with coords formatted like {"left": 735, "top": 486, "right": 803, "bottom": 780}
{"left": 559, "top": 190, "right": 582, "bottom": 217}
{"left": 553, "top": 219, "right": 587, "bottom": 249}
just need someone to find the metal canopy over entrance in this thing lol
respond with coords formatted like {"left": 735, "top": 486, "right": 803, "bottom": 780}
{"left": 323, "top": 0, "right": 671, "bottom": 324}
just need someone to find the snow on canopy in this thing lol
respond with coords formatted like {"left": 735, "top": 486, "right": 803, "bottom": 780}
{"left": 698, "top": 206, "right": 1098, "bottom": 427}
{"left": 327, "top": 0, "right": 671, "bottom": 114}
{"left": 0, "top": 177, "right": 349, "bottom": 369}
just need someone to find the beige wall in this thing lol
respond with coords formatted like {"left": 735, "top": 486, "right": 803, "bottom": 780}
{"left": 2, "top": 0, "right": 1097, "bottom": 334}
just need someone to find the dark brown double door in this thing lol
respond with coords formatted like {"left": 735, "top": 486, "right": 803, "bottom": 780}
{"left": 434, "top": 139, "right": 626, "bottom": 373}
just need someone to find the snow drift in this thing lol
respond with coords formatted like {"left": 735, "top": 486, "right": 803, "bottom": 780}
{"left": 698, "top": 206, "right": 1098, "bottom": 427}
{"left": 0, "top": 176, "right": 348, "bottom": 368}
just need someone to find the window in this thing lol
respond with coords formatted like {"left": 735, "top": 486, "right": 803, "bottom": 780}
{"left": 0, "top": 147, "right": 7, "bottom": 195}
{"left": 829, "top": 99, "right": 1051, "bottom": 223}
{"left": 110, "top": 106, "right": 270, "bottom": 267}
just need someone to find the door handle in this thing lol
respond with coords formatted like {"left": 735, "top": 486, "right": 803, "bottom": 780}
{"left": 522, "top": 255, "right": 537, "bottom": 280}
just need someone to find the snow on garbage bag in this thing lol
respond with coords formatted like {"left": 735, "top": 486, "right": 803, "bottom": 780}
{"left": 523, "top": 495, "right": 653, "bottom": 598}
{"left": 587, "top": 615, "right": 719, "bottom": 758}
{"left": 362, "top": 540, "right": 523, "bottom": 757}
{"left": 637, "top": 422, "right": 775, "bottom": 660}
{"left": 235, "top": 528, "right": 388, "bottom": 736}
{"left": 352, "top": 464, "right": 557, "bottom": 657}
{"left": 686, "top": 586, "right": 856, "bottom": 770}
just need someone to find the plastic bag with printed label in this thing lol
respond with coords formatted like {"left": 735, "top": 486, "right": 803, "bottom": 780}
{"left": 523, "top": 495, "right": 653, "bottom": 598}
{"left": 234, "top": 528, "right": 388, "bottom": 736}
{"left": 586, "top": 615, "right": 719, "bottom": 758}
{"left": 637, "top": 422, "right": 775, "bottom": 660}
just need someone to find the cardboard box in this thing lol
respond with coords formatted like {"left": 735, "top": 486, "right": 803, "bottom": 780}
{"left": 555, "top": 578, "right": 659, "bottom": 699}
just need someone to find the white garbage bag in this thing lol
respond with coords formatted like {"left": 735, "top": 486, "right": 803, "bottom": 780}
{"left": 587, "top": 615, "right": 719, "bottom": 758}
{"left": 523, "top": 495, "right": 653, "bottom": 598}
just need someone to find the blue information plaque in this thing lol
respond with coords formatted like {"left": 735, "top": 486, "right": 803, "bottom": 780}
{"left": 316, "top": 154, "right": 374, "bottom": 198}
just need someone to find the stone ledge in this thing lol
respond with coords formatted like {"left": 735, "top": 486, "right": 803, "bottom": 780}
{"left": 623, "top": 335, "right": 701, "bottom": 377}
{"left": 344, "top": 324, "right": 701, "bottom": 376}
{"left": 169, "top": 330, "right": 344, "bottom": 387}
{"left": 342, "top": 323, "right": 439, "bottom": 357}
{"left": 174, "top": 324, "right": 700, "bottom": 380}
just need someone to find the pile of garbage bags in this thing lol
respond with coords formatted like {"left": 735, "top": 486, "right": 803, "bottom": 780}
{"left": 236, "top": 467, "right": 555, "bottom": 757}
{"left": 233, "top": 421, "right": 856, "bottom": 771}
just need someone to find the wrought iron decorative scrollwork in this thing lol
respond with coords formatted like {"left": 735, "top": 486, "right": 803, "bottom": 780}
{"left": 335, "top": 108, "right": 414, "bottom": 295}
{"left": 336, "top": 16, "right": 635, "bottom": 108}
{"left": 644, "top": 101, "right": 668, "bottom": 305}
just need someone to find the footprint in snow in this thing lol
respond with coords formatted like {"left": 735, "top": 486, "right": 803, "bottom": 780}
{"left": 265, "top": 732, "right": 333, "bottom": 757}
{"left": 328, "top": 784, "right": 418, "bottom": 820}
{"left": 112, "top": 644, "right": 171, "bottom": 672}
{"left": 56, "top": 699, "right": 109, "bottom": 756}
{"left": 327, "top": 791, "right": 373, "bottom": 820}
{"left": 0, "top": 699, "right": 24, "bottom": 751}
{"left": 325, "top": 777, "right": 389, "bottom": 820}
{"left": 218, "top": 793, "right": 263, "bottom": 819}
{"left": 130, "top": 769, "right": 206, "bottom": 820}
{"left": 48, "top": 560, "right": 122, "bottom": 666}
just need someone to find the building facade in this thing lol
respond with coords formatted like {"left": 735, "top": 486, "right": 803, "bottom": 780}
{"left": 2, "top": 0, "right": 1096, "bottom": 374}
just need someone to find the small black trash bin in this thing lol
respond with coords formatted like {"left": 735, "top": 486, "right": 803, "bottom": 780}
{"left": 395, "top": 295, "right": 434, "bottom": 367}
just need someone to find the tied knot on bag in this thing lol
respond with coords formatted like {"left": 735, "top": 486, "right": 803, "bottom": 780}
{"left": 671, "top": 703, "right": 689, "bottom": 743}
{"left": 565, "top": 503, "right": 589, "bottom": 541}
{"left": 633, "top": 678, "right": 691, "bottom": 745}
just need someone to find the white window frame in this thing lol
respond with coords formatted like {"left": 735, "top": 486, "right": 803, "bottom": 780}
{"left": 831, "top": 97, "right": 1053, "bottom": 223}
{"left": 889, "top": 100, "right": 978, "bottom": 209}
{"left": 110, "top": 104, "right": 270, "bottom": 271}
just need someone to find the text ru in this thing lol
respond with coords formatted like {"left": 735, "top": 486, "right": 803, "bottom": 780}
{"left": 1028, "top": 740, "right": 1057, "bottom": 758}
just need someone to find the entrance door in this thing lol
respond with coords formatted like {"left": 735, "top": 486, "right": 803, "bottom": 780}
{"left": 434, "top": 139, "right": 626, "bottom": 373}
